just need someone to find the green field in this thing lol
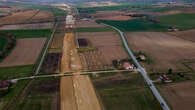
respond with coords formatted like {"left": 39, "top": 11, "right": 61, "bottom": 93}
{"left": 12, "top": 77, "right": 59, "bottom": 110}
{"left": 0, "top": 36, "right": 8, "bottom": 52}
{"left": 2, "top": 1, "right": 51, "bottom": 12}
{"left": 143, "top": 7, "right": 181, "bottom": 12}
{"left": 53, "top": 8, "right": 67, "bottom": 17}
{"left": 78, "top": 3, "right": 150, "bottom": 13}
{"left": 97, "top": 19, "right": 168, "bottom": 32}
{"left": 0, "top": 65, "right": 34, "bottom": 80}
{"left": 76, "top": 27, "right": 114, "bottom": 32}
{"left": 0, "top": 29, "right": 51, "bottom": 38}
{"left": 0, "top": 65, "right": 34, "bottom": 110}
{"left": 157, "top": 13, "right": 195, "bottom": 30}
{"left": 93, "top": 73, "right": 162, "bottom": 110}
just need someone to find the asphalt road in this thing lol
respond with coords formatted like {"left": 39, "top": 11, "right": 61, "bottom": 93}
{"left": 103, "top": 23, "right": 171, "bottom": 110}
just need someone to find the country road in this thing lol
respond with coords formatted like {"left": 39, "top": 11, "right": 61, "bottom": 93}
{"left": 103, "top": 23, "right": 171, "bottom": 110}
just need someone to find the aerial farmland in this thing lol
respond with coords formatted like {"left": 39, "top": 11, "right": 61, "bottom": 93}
{"left": 0, "top": 0, "right": 195, "bottom": 110}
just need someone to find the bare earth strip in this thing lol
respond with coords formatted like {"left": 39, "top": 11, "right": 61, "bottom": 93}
{"left": 125, "top": 32, "right": 195, "bottom": 72}
{"left": 0, "top": 38, "right": 46, "bottom": 67}
{"left": 161, "top": 81, "right": 195, "bottom": 110}
{"left": 73, "top": 75, "right": 102, "bottom": 110}
{"left": 60, "top": 76, "right": 77, "bottom": 110}
{"left": 60, "top": 32, "right": 102, "bottom": 110}
{"left": 0, "top": 22, "right": 53, "bottom": 30}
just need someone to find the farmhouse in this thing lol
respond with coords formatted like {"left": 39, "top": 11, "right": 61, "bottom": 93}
{"left": 123, "top": 62, "right": 134, "bottom": 70}
{"left": 139, "top": 55, "right": 146, "bottom": 61}
{"left": 0, "top": 80, "right": 10, "bottom": 91}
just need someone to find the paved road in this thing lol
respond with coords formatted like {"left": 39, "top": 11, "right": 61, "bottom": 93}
{"left": 103, "top": 23, "right": 171, "bottom": 110}
{"left": 10, "top": 69, "right": 133, "bottom": 81}
{"left": 34, "top": 22, "right": 58, "bottom": 75}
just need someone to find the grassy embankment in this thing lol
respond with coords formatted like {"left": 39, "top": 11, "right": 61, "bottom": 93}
{"left": 93, "top": 73, "right": 163, "bottom": 110}
{"left": 0, "top": 36, "right": 8, "bottom": 52}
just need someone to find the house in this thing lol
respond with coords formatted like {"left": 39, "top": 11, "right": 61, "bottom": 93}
{"left": 0, "top": 80, "right": 10, "bottom": 91}
{"left": 123, "top": 62, "right": 134, "bottom": 70}
{"left": 139, "top": 55, "right": 146, "bottom": 61}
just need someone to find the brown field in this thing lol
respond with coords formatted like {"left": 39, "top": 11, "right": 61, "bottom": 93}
{"left": 83, "top": 1, "right": 119, "bottom": 8}
{"left": 125, "top": 32, "right": 195, "bottom": 72}
{"left": 160, "top": 81, "right": 195, "bottom": 110}
{"left": 76, "top": 20, "right": 105, "bottom": 28}
{"left": 0, "top": 7, "right": 22, "bottom": 13}
{"left": 0, "top": 10, "right": 39, "bottom": 25}
{"left": 92, "top": 11, "right": 134, "bottom": 21}
{"left": 168, "top": 29, "right": 195, "bottom": 42}
{"left": 78, "top": 32, "right": 128, "bottom": 70}
{"left": 50, "top": 33, "right": 64, "bottom": 49}
{"left": 29, "top": 11, "right": 53, "bottom": 23}
{"left": 0, "top": 22, "right": 53, "bottom": 30}
{"left": 0, "top": 38, "right": 46, "bottom": 67}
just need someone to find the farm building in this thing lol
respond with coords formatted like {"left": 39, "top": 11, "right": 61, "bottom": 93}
{"left": 139, "top": 55, "right": 146, "bottom": 61}
{"left": 123, "top": 62, "right": 134, "bottom": 70}
{"left": 0, "top": 80, "right": 10, "bottom": 91}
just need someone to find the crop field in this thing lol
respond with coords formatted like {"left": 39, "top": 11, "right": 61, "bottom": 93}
{"left": 157, "top": 13, "right": 195, "bottom": 30}
{"left": 97, "top": 19, "right": 168, "bottom": 32}
{"left": 11, "top": 77, "right": 60, "bottom": 110}
{"left": 160, "top": 81, "right": 195, "bottom": 110}
{"left": 78, "top": 3, "right": 150, "bottom": 13}
{"left": 78, "top": 32, "right": 128, "bottom": 70}
{"left": 41, "top": 53, "right": 62, "bottom": 73}
{"left": 0, "top": 29, "right": 51, "bottom": 38}
{"left": 52, "top": 8, "right": 66, "bottom": 17}
{"left": 0, "top": 38, "right": 46, "bottom": 67}
{"left": 76, "top": 20, "right": 106, "bottom": 28}
{"left": 0, "top": 65, "right": 33, "bottom": 110}
{"left": 1, "top": 2, "right": 51, "bottom": 12}
{"left": 92, "top": 11, "right": 135, "bottom": 21}
{"left": 92, "top": 73, "right": 162, "bottom": 110}
{"left": 0, "top": 10, "right": 39, "bottom": 25}
{"left": 50, "top": 33, "right": 64, "bottom": 49}
{"left": 0, "top": 35, "right": 8, "bottom": 51}
{"left": 29, "top": 11, "right": 53, "bottom": 23}
{"left": 125, "top": 32, "right": 195, "bottom": 72}
{"left": 0, "top": 23, "right": 53, "bottom": 30}
{"left": 168, "top": 29, "right": 195, "bottom": 42}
